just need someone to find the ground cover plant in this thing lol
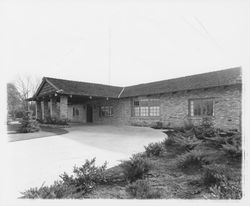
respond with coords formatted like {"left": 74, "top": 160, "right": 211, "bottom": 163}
{"left": 22, "top": 119, "right": 242, "bottom": 199}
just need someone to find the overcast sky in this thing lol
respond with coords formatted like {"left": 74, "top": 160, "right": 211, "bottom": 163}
{"left": 1, "top": 0, "right": 249, "bottom": 87}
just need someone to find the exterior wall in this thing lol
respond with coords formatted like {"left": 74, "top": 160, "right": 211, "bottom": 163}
{"left": 60, "top": 96, "right": 68, "bottom": 120}
{"left": 87, "top": 98, "right": 131, "bottom": 125}
{"left": 68, "top": 104, "right": 86, "bottom": 123}
{"left": 85, "top": 84, "right": 241, "bottom": 130}
{"left": 127, "top": 84, "right": 241, "bottom": 130}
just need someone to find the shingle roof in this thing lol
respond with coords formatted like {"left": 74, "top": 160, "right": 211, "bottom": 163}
{"left": 44, "top": 77, "right": 123, "bottom": 98}
{"left": 120, "top": 67, "right": 242, "bottom": 97}
{"left": 32, "top": 67, "right": 241, "bottom": 100}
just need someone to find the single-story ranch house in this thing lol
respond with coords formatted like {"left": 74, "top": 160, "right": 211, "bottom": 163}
{"left": 28, "top": 67, "right": 242, "bottom": 130}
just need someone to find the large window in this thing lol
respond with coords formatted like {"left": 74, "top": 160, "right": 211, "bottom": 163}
{"left": 189, "top": 98, "right": 214, "bottom": 117}
{"left": 99, "top": 106, "right": 113, "bottom": 117}
{"left": 132, "top": 98, "right": 160, "bottom": 117}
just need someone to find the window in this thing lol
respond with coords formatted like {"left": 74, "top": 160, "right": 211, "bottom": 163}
{"left": 150, "top": 106, "right": 160, "bottom": 116}
{"left": 73, "top": 107, "right": 79, "bottom": 116}
{"left": 99, "top": 106, "right": 113, "bottom": 117}
{"left": 189, "top": 99, "right": 214, "bottom": 117}
{"left": 132, "top": 98, "right": 160, "bottom": 117}
{"left": 140, "top": 107, "right": 148, "bottom": 116}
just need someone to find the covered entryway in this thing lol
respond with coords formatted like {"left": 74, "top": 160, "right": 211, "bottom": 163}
{"left": 86, "top": 104, "right": 93, "bottom": 123}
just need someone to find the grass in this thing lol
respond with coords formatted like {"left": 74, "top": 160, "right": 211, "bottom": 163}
{"left": 21, "top": 127, "right": 242, "bottom": 199}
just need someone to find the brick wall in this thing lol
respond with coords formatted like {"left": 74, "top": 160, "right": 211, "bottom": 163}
{"left": 85, "top": 84, "right": 241, "bottom": 131}
{"left": 128, "top": 84, "right": 242, "bottom": 130}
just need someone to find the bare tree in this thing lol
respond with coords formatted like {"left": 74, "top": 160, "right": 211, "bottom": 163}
{"left": 14, "top": 75, "right": 41, "bottom": 111}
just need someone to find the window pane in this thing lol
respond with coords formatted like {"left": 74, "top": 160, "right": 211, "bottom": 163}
{"left": 140, "top": 107, "right": 148, "bottom": 116}
{"left": 134, "top": 107, "right": 140, "bottom": 116}
{"left": 150, "top": 106, "right": 160, "bottom": 116}
{"left": 190, "top": 99, "right": 213, "bottom": 116}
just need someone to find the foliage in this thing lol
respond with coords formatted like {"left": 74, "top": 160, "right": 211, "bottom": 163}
{"left": 39, "top": 117, "right": 68, "bottom": 125}
{"left": 194, "top": 117, "right": 217, "bottom": 139}
{"left": 209, "top": 181, "right": 242, "bottom": 199}
{"left": 120, "top": 154, "right": 151, "bottom": 182}
{"left": 22, "top": 158, "right": 107, "bottom": 199}
{"left": 126, "top": 179, "right": 162, "bottom": 199}
{"left": 176, "top": 150, "right": 210, "bottom": 171}
{"left": 7, "top": 83, "right": 23, "bottom": 119}
{"left": 165, "top": 132, "right": 202, "bottom": 152}
{"left": 221, "top": 132, "right": 242, "bottom": 159}
{"left": 18, "top": 111, "right": 40, "bottom": 133}
{"left": 201, "top": 164, "right": 229, "bottom": 187}
{"left": 21, "top": 181, "right": 75, "bottom": 199}
{"left": 144, "top": 142, "right": 164, "bottom": 157}
{"left": 59, "top": 158, "right": 107, "bottom": 193}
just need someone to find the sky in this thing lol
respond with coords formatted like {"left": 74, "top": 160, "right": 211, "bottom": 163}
{"left": 1, "top": 0, "right": 249, "bottom": 88}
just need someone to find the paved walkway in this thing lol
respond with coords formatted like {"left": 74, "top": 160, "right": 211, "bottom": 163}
{"left": 4, "top": 125, "right": 166, "bottom": 199}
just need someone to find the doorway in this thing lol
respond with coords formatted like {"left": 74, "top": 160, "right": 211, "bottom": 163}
{"left": 86, "top": 104, "right": 93, "bottom": 123}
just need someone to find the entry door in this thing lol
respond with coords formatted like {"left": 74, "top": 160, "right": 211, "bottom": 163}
{"left": 86, "top": 104, "right": 93, "bottom": 123}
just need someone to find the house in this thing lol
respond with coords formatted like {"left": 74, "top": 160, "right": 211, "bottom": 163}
{"left": 28, "top": 67, "right": 242, "bottom": 130}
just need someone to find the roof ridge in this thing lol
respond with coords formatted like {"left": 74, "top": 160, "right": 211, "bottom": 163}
{"left": 45, "top": 76, "right": 123, "bottom": 89}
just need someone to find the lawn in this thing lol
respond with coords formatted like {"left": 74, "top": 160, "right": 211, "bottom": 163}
{"left": 21, "top": 125, "right": 242, "bottom": 199}
{"left": 8, "top": 124, "right": 68, "bottom": 142}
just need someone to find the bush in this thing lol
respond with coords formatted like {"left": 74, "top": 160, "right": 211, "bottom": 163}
{"left": 22, "top": 158, "right": 107, "bottom": 199}
{"left": 18, "top": 111, "right": 40, "bottom": 133}
{"left": 166, "top": 133, "right": 202, "bottom": 151}
{"left": 126, "top": 179, "right": 162, "bottom": 199}
{"left": 176, "top": 150, "right": 209, "bottom": 171}
{"left": 201, "top": 164, "right": 229, "bottom": 187}
{"left": 209, "top": 181, "right": 242, "bottom": 199}
{"left": 21, "top": 181, "right": 75, "bottom": 199}
{"left": 120, "top": 154, "right": 151, "bottom": 182}
{"left": 194, "top": 117, "right": 217, "bottom": 139}
{"left": 222, "top": 132, "right": 242, "bottom": 160}
{"left": 59, "top": 158, "right": 107, "bottom": 193}
{"left": 144, "top": 142, "right": 164, "bottom": 157}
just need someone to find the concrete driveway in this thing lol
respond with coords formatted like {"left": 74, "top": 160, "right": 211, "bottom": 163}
{"left": 5, "top": 125, "right": 166, "bottom": 199}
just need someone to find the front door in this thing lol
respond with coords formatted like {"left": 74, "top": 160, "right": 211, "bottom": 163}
{"left": 86, "top": 104, "right": 93, "bottom": 123}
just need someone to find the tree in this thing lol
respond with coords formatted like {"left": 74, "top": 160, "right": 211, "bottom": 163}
{"left": 14, "top": 75, "right": 41, "bottom": 112}
{"left": 7, "top": 83, "right": 22, "bottom": 119}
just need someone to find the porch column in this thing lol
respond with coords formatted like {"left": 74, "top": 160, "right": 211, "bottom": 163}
{"left": 36, "top": 101, "right": 42, "bottom": 120}
{"left": 60, "top": 96, "right": 68, "bottom": 120}
{"left": 50, "top": 97, "right": 59, "bottom": 120}
{"left": 43, "top": 99, "right": 50, "bottom": 121}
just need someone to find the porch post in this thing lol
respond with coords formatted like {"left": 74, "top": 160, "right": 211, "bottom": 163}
{"left": 59, "top": 95, "right": 68, "bottom": 120}
{"left": 36, "top": 101, "right": 42, "bottom": 120}
{"left": 50, "top": 97, "right": 59, "bottom": 120}
{"left": 43, "top": 99, "right": 50, "bottom": 121}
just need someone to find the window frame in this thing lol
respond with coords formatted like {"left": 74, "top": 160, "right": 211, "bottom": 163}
{"left": 132, "top": 98, "right": 160, "bottom": 117}
{"left": 188, "top": 98, "right": 214, "bottom": 117}
{"left": 99, "top": 105, "right": 114, "bottom": 117}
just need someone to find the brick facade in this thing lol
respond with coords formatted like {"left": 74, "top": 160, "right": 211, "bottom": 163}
{"left": 36, "top": 84, "right": 242, "bottom": 131}
{"left": 83, "top": 84, "right": 241, "bottom": 130}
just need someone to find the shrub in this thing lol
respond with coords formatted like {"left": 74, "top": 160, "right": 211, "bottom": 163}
{"left": 169, "top": 133, "right": 202, "bottom": 151}
{"left": 120, "top": 154, "right": 151, "bottom": 182}
{"left": 18, "top": 111, "right": 40, "bottom": 133}
{"left": 126, "top": 179, "right": 162, "bottom": 199}
{"left": 22, "top": 158, "right": 107, "bottom": 199}
{"left": 176, "top": 150, "right": 209, "bottom": 171}
{"left": 59, "top": 158, "right": 107, "bottom": 193}
{"left": 21, "top": 181, "right": 74, "bottom": 199}
{"left": 222, "top": 132, "right": 242, "bottom": 160}
{"left": 201, "top": 164, "right": 229, "bottom": 187}
{"left": 144, "top": 142, "right": 164, "bottom": 157}
{"left": 163, "top": 136, "right": 176, "bottom": 148}
{"left": 194, "top": 117, "right": 217, "bottom": 139}
{"left": 209, "top": 181, "right": 242, "bottom": 199}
